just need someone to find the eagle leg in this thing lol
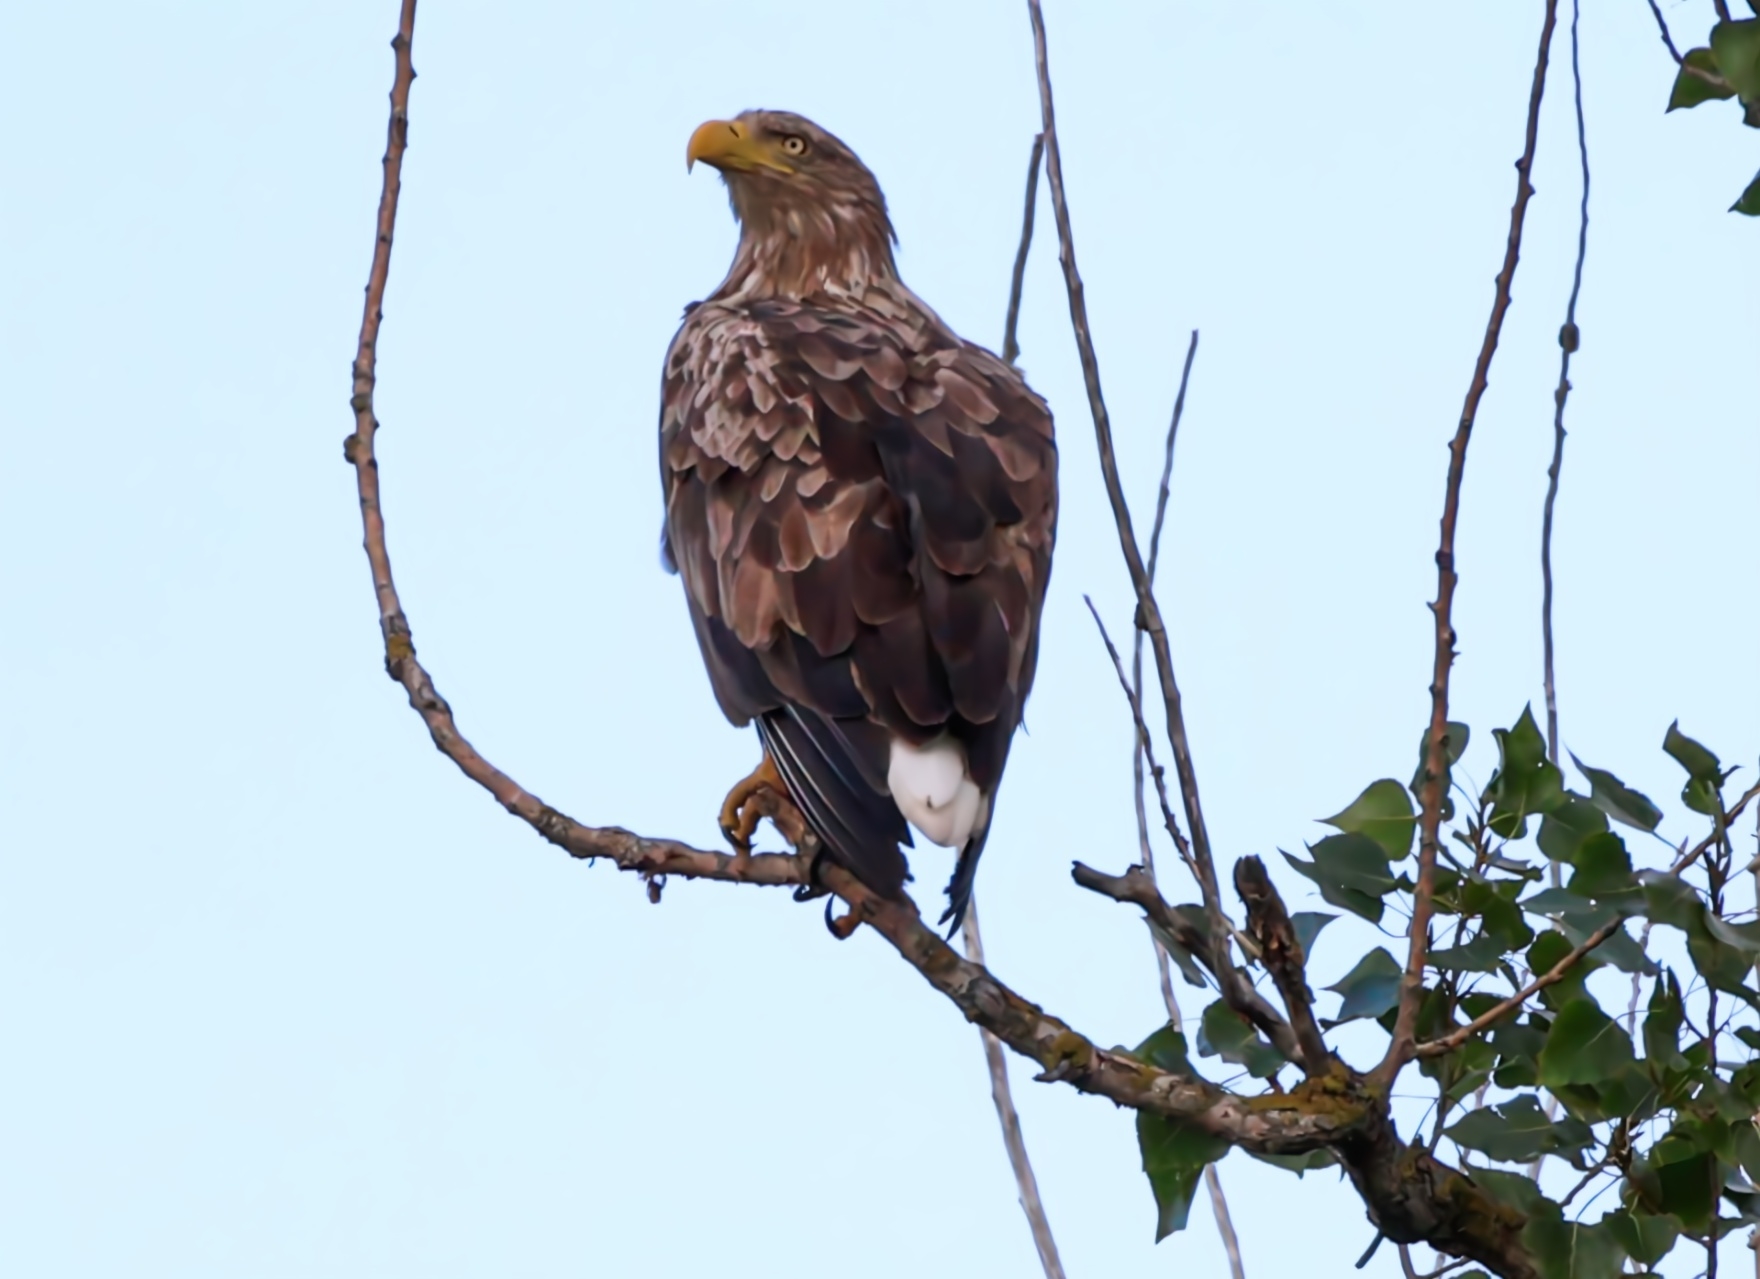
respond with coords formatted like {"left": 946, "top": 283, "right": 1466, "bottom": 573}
{"left": 718, "top": 750, "right": 807, "bottom": 871}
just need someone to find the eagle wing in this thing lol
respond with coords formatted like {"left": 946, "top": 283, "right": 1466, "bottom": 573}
{"left": 660, "top": 296, "right": 1056, "bottom": 925}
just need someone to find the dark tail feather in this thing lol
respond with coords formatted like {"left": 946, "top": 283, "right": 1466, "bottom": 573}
{"left": 938, "top": 819, "right": 992, "bottom": 937}
{"left": 757, "top": 707, "right": 912, "bottom": 900}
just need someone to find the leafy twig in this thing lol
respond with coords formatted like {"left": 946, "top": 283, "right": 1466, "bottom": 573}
{"left": 1416, "top": 912, "right": 1620, "bottom": 1057}
{"left": 1383, "top": 0, "right": 1559, "bottom": 1084}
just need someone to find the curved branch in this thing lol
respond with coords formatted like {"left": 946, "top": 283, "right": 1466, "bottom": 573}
{"left": 1383, "top": 0, "right": 1559, "bottom": 1084}
{"left": 341, "top": 0, "right": 1356, "bottom": 1162}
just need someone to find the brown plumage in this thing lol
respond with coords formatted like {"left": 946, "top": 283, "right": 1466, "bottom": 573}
{"left": 660, "top": 109, "right": 1057, "bottom": 930}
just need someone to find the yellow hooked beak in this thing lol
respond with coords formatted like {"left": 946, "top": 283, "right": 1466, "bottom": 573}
{"left": 686, "top": 118, "right": 796, "bottom": 175}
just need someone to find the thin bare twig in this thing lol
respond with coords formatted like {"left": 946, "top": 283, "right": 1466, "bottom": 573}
{"left": 1001, "top": 135, "right": 1045, "bottom": 368}
{"left": 1646, "top": 0, "right": 1685, "bottom": 63}
{"left": 962, "top": 901, "right": 1066, "bottom": 1279}
{"left": 1133, "top": 330, "right": 1201, "bottom": 1010}
{"left": 1383, "top": 0, "right": 1559, "bottom": 1084}
{"left": 1026, "top": 0, "right": 1238, "bottom": 1068}
{"left": 1087, "top": 597, "right": 1195, "bottom": 876}
{"left": 1541, "top": 0, "right": 1589, "bottom": 788}
{"left": 961, "top": 129, "right": 1064, "bottom": 1279}
{"left": 1205, "top": 1165, "right": 1246, "bottom": 1279}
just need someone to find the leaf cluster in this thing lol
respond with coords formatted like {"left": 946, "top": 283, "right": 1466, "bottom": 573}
{"left": 1666, "top": 15, "right": 1760, "bottom": 215}
{"left": 1131, "top": 709, "right": 1760, "bottom": 1277}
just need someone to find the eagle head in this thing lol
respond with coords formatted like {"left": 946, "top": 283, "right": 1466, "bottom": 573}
{"left": 686, "top": 110, "right": 898, "bottom": 297}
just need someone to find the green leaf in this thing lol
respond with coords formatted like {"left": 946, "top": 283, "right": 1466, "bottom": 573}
{"left": 1557, "top": 916, "right": 1652, "bottom": 975}
{"left": 1551, "top": 1061, "right": 1664, "bottom": 1126}
{"left": 1147, "top": 907, "right": 1210, "bottom": 988}
{"left": 1453, "top": 875, "right": 1536, "bottom": 949}
{"left": 1291, "top": 911, "right": 1335, "bottom": 958}
{"left": 1640, "top": 872, "right": 1704, "bottom": 931}
{"left": 1665, "top": 721, "right": 1727, "bottom": 814}
{"left": 1130, "top": 1027, "right": 1226, "bottom": 1240}
{"left": 1309, "top": 834, "right": 1399, "bottom": 895}
{"left": 1707, "top": 913, "right": 1760, "bottom": 954}
{"left": 1528, "top": 931, "right": 1599, "bottom": 1010}
{"left": 1411, "top": 720, "right": 1470, "bottom": 821}
{"left": 1428, "top": 931, "right": 1505, "bottom": 972}
{"left": 1137, "top": 1110, "right": 1229, "bottom": 1240}
{"left": 1671, "top": 46, "right": 1739, "bottom": 109}
{"left": 1133, "top": 1024, "right": 1196, "bottom": 1075}
{"left": 1655, "top": 1148, "right": 1718, "bottom": 1233}
{"left": 1537, "top": 796, "right": 1610, "bottom": 865}
{"left": 1246, "top": 1147, "right": 1338, "bottom": 1176}
{"left": 1324, "top": 947, "right": 1403, "bottom": 1023}
{"left": 1570, "top": 754, "right": 1663, "bottom": 832}
{"left": 1484, "top": 706, "right": 1567, "bottom": 839}
{"left": 1195, "top": 1000, "right": 1285, "bottom": 1078}
{"left": 1492, "top": 1018, "right": 1547, "bottom": 1088}
{"left": 1565, "top": 833, "right": 1640, "bottom": 912}
{"left": 1282, "top": 838, "right": 1392, "bottom": 924}
{"left": 1735, "top": 169, "right": 1760, "bottom": 216}
{"left": 1664, "top": 720, "right": 1724, "bottom": 783}
{"left": 1640, "top": 875, "right": 1760, "bottom": 1001}
{"left": 1446, "top": 1094, "right": 1593, "bottom": 1164}
{"left": 1321, "top": 779, "right": 1416, "bottom": 860}
{"left": 1472, "top": 1167, "right": 1547, "bottom": 1214}
{"left": 1601, "top": 1207, "right": 1682, "bottom": 1267}
{"left": 1712, "top": 18, "right": 1760, "bottom": 101}
{"left": 1539, "top": 999, "right": 1635, "bottom": 1087}
{"left": 1524, "top": 1202, "right": 1626, "bottom": 1279}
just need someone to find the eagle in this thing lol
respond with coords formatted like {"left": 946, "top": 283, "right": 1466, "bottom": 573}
{"left": 659, "top": 109, "right": 1057, "bottom": 931}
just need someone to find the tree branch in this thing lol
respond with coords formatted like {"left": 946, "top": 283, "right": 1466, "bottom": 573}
{"left": 1234, "top": 856, "right": 1331, "bottom": 1075}
{"left": 1382, "top": 0, "right": 1559, "bottom": 1085}
{"left": 1414, "top": 913, "right": 1621, "bottom": 1057}
{"left": 1645, "top": 0, "right": 1685, "bottom": 64}
{"left": 1071, "top": 861, "right": 1303, "bottom": 1062}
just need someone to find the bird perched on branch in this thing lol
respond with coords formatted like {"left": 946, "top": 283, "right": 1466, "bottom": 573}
{"left": 659, "top": 109, "right": 1057, "bottom": 932}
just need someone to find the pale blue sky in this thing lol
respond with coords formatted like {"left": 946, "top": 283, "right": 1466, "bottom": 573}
{"left": 3, "top": 2, "right": 1756, "bottom": 1276}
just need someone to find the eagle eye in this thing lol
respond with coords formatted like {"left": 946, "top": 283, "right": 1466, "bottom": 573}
{"left": 778, "top": 134, "right": 808, "bottom": 157}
